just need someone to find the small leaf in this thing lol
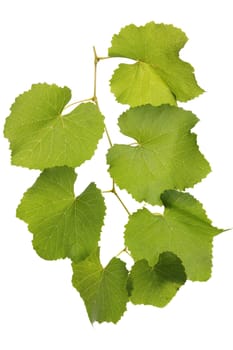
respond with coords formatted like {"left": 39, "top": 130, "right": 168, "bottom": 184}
{"left": 129, "top": 252, "right": 186, "bottom": 307}
{"left": 17, "top": 167, "right": 106, "bottom": 262}
{"left": 125, "top": 190, "right": 223, "bottom": 281}
{"left": 107, "top": 104, "right": 210, "bottom": 205}
{"left": 4, "top": 83, "right": 104, "bottom": 169}
{"left": 109, "top": 22, "right": 204, "bottom": 106}
{"left": 72, "top": 250, "right": 128, "bottom": 324}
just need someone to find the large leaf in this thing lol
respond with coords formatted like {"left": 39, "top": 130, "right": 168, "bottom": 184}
{"left": 107, "top": 105, "right": 210, "bottom": 205}
{"left": 4, "top": 83, "right": 104, "bottom": 169}
{"left": 125, "top": 190, "right": 223, "bottom": 281}
{"left": 109, "top": 22, "right": 204, "bottom": 106}
{"left": 17, "top": 167, "right": 106, "bottom": 262}
{"left": 72, "top": 250, "right": 128, "bottom": 324}
{"left": 129, "top": 252, "right": 186, "bottom": 307}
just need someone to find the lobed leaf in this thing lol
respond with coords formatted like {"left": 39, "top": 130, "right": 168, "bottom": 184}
{"left": 17, "top": 167, "right": 106, "bottom": 262}
{"left": 107, "top": 104, "right": 211, "bottom": 205}
{"left": 109, "top": 22, "right": 204, "bottom": 106}
{"left": 4, "top": 83, "right": 104, "bottom": 169}
{"left": 125, "top": 190, "right": 223, "bottom": 281}
{"left": 129, "top": 252, "right": 186, "bottom": 307}
{"left": 72, "top": 250, "right": 128, "bottom": 324}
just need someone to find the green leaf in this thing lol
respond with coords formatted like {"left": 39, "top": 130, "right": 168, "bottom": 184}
{"left": 17, "top": 167, "right": 106, "bottom": 262}
{"left": 109, "top": 22, "right": 204, "bottom": 107}
{"left": 107, "top": 105, "right": 210, "bottom": 205}
{"left": 72, "top": 250, "right": 128, "bottom": 324}
{"left": 4, "top": 83, "right": 104, "bottom": 169}
{"left": 125, "top": 190, "right": 223, "bottom": 281}
{"left": 129, "top": 252, "right": 186, "bottom": 307}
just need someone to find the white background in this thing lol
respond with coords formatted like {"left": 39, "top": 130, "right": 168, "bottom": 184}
{"left": 0, "top": 0, "right": 233, "bottom": 349}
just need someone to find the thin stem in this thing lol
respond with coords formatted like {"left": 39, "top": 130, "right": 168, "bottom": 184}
{"left": 124, "top": 248, "right": 132, "bottom": 257}
{"left": 97, "top": 56, "right": 112, "bottom": 61}
{"left": 116, "top": 247, "right": 132, "bottom": 258}
{"left": 104, "top": 126, "right": 113, "bottom": 147}
{"left": 114, "top": 192, "right": 130, "bottom": 216}
{"left": 116, "top": 247, "right": 127, "bottom": 257}
{"left": 64, "top": 97, "right": 94, "bottom": 110}
{"left": 93, "top": 46, "right": 112, "bottom": 147}
{"left": 93, "top": 46, "right": 98, "bottom": 103}
{"left": 102, "top": 185, "right": 131, "bottom": 216}
{"left": 93, "top": 47, "right": 130, "bottom": 217}
{"left": 102, "top": 189, "right": 112, "bottom": 194}
{"left": 112, "top": 184, "right": 131, "bottom": 216}
{"left": 116, "top": 247, "right": 126, "bottom": 257}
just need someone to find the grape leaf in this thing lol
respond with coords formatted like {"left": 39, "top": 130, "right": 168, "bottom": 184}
{"left": 16, "top": 167, "right": 106, "bottom": 262}
{"left": 107, "top": 104, "right": 210, "bottom": 205}
{"left": 129, "top": 252, "right": 186, "bottom": 307}
{"left": 109, "top": 22, "right": 204, "bottom": 107}
{"left": 125, "top": 190, "right": 223, "bottom": 281}
{"left": 72, "top": 250, "right": 128, "bottom": 324}
{"left": 4, "top": 83, "right": 104, "bottom": 169}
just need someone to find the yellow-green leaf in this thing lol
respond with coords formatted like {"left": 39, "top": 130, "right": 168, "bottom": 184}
{"left": 4, "top": 83, "right": 104, "bottom": 169}
{"left": 125, "top": 190, "right": 223, "bottom": 281}
{"left": 109, "top": 22, "right": 204, "bottom": 106}
{"left": 107, "top": 105, "right": 210, "bottom": 205}
{"left": 17, "top": 167, "right": 106, "bottom": 262}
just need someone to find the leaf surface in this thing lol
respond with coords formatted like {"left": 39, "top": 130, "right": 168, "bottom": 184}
{"left": 4, "top": 83, "right": 104, "bottom": 169}
{"left": 72, "top": 250, "right": 128, "bottom": 324}
{"left": 109, "top": 22, "right": 204, "bottom": 106}
{"left": 107, "top": 105, "right": 210, "bottom": 205}
{"left": 129, "top": 252, "right": 186, "bottom": 307}
{"left": 17, "top": 167, "right": 106, "bottom": 261}
{"left": 125, "top": 190, "right": 223, "bottom": 281}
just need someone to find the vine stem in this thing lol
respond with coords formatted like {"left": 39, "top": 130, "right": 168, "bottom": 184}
{"left": 116, "top": 247, "right": 132, "bottom": 258}
{"left": 102, "top": 185, "right": 131, "bottom": 216}
{"left": 93, "top": 46, "right": 113, "bottom": 148}
{"left": 64, "top": 97, "right": 94, "bottom": 110}
{"left": 93, "top": 46, "right": 130, "bottom": 216}
{"left": 97, "top": 56, "right": 112, "bottom": 61}
{"left": 112, "top": 184, "right": 131, "bottom": 216}
{"left": 93, "top": 46, "right": 98, "bottom": 104}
